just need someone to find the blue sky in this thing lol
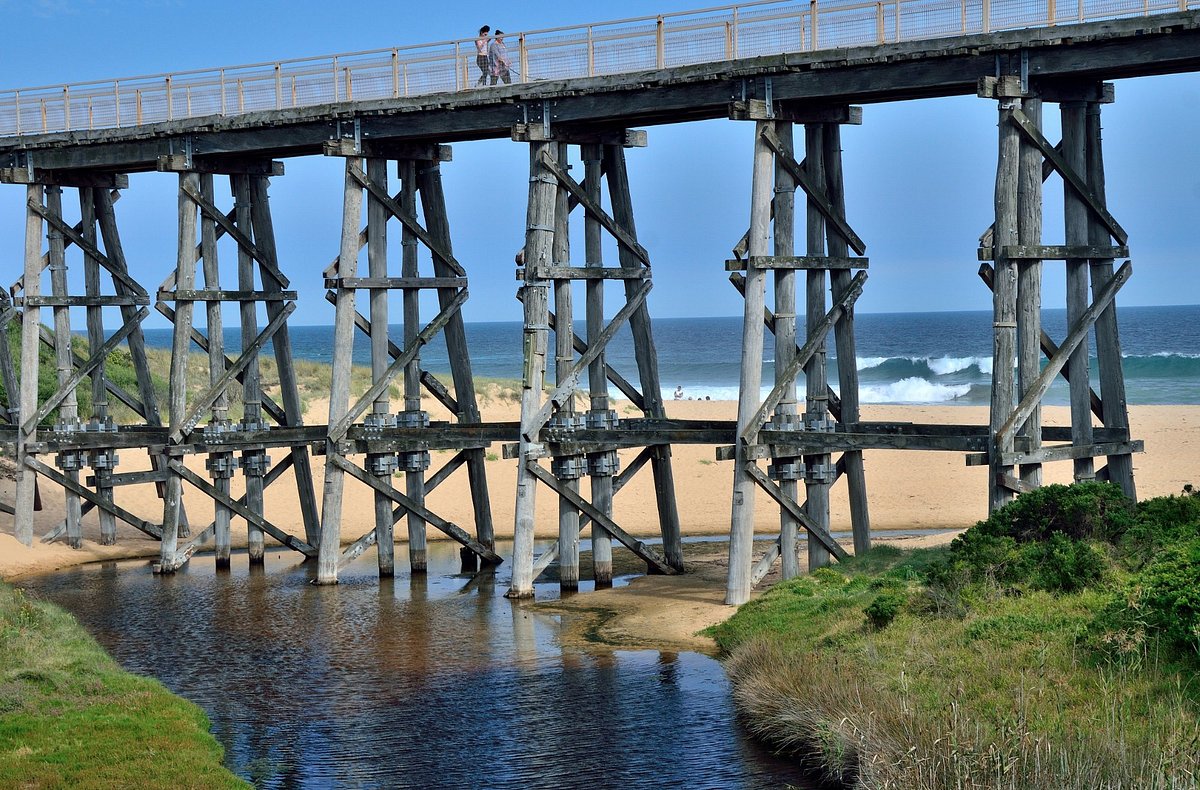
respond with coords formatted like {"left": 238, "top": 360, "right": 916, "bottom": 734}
{"left": 1, "top": 0, "right": 1197, "bottom": 328}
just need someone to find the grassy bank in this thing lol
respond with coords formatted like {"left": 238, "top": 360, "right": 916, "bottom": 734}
{"left": 708, "top": 483, "right": 1200, "bottom": 789}
{"left": 0, "top": 581, "right": 247, "bottom": 788}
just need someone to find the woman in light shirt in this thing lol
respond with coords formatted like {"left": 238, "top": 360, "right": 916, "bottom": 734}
{"left": 474, "top": 26, "right": 491, "bottom": 87}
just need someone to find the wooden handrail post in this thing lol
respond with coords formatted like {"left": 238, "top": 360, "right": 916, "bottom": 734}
{"left": 588, "top": 26, "right": 596, "bottom": 75}
{"left": 392, "top": 50, "right": 399, "bottom": 98}
{"left": 656, "top": 15, "right": 665, "bottom": 68}
{"left": 165, "top": 76, "right": 172, "bottom": 121}
{"left": 63, "top": 86, "right": 71, "bottom": 131}
{"left": 275, "top": 64, "right": 282, "bottom": 110}
{"left": 454, "top": 41, "right": 462, "bottom": 90}
{"left": 811, "top": 0, "right": 819, "bottom": 50}
{"left": 733, "top": 7, "right": 740, "bottom": 56}
{"left": 519, "top": 34, "right": 529, "bottom": 83}
{"left": 983, "top": 0, "right": 991, "bottom": 33}
{"left": 877, "top": 1, "right": 885, "bottom": 42}
{"left": 219, "top": 69, "right": 226, "bottom": 116}
{"left": 332, "top": 56, "right": 340, "bottom": 102}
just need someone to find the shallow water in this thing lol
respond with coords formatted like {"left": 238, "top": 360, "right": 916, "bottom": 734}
{"left": 20, "top": 542, "right": 822, "bottom": 789}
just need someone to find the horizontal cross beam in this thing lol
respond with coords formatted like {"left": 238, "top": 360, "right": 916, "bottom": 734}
{"left": 725, "top": 256, "right": 868, "bottom": 271}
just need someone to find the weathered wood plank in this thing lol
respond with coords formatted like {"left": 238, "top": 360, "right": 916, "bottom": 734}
{"left": 981, "top": 244, "right": 1128, "bottom": 260}
{"left": 725, "top": 255, "right": 868, "bottom": 271}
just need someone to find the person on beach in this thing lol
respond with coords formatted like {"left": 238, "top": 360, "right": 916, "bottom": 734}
{"left": 474, "top": 26, "right": 491, "bottom": 86}
{"left": 674, "top": 386, "right": 684, "bottom": 400}
{"left": 489, "top": 30, "right": 512, "bottom": 85}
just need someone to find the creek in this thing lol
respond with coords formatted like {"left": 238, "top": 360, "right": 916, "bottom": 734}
{"left": 19, "top": 541, "right": 821, "bottom": 789}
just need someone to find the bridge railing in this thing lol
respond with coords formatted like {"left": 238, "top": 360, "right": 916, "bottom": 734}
{"left": 0, "top": 0, "right": 1195, "bottom": 138}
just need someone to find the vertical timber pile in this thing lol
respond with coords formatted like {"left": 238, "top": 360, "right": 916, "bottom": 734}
{"left": 317, "top": 140, "right": 499, "bottom": 585}
{"left": 154, "top": 157, "right": 321, "bottom": 573}
{"left": 507, "top": 122, "right": 682, "bottom": 599}
{"left": 979, "top": 75, "right": 1138, "bottom": 510}
{"left": 724, "top": 99, "right": 868, "bottom": 605}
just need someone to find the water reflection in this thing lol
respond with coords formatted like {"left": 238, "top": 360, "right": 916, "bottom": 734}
{"left": 20, "top": 543, "right": 815, "bottom": 789}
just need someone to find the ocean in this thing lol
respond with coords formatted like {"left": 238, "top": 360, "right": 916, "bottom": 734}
{"left": 141, "top": 304, "right": 1200, "bottom": 406}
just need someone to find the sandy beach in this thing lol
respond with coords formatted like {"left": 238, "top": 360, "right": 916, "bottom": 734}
{"left": 2, "top": 401, "right": 1195, "bottom": 583}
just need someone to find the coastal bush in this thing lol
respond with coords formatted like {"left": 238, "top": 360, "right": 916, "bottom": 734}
{"left": 1117, "top": 487, "right": 1200, "bottom": 571}
{"left": 972, "top": 481, "right": 1136, "bottom": 544}
{"left": 712, "top": 543, "right": 1200, "bottom": 789}
{"left": 926, "top": 483, "right": 1131, "bottom": 598}
{"left": 863, "top": 591, "right": 906, "bottom": 629}
{"left": 1093, "top": 537, "right": 1200, "bottom": 660}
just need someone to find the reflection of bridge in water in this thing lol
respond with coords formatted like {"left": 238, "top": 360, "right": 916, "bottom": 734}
{"left": 1, "top": 1, "right": 1196, "bottom": 603}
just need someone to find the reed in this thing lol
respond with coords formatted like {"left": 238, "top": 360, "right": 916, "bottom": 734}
{"left": 710, "top": 489, "right": 1200, "bottom": 789}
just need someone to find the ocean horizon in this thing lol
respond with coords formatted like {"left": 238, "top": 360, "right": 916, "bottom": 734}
{"left": 141, "top": 304, "right": 1200, "bottom": 406}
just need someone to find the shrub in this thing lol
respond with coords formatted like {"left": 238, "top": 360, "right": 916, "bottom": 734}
{"left": 973, "top": 482, "right": 1135, "bottom": 545}
{"left": 1118, "top": 490, "right": 1200, "bottom": 571}
{"left": 1027, "top": 532, "right": 1107, "bottom": 594}
{"left": 926, "top": 483, "right": 1130, "bottom": 601}
{"left": 863, "top": 591, "right": 906, "bottom": 629}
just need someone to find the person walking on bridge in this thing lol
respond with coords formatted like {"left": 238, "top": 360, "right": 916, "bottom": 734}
{"left": 474, "top": 26, "right": 491, "bottom": 86}
{"left": 489, "top": 30, "right": 512, "bottom": 85}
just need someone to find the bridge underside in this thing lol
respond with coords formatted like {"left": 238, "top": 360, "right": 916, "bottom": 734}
{"left": 0, "top": 13, "right": 1172, "bottom": 597}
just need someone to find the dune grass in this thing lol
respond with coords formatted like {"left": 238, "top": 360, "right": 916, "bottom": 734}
{"left": 0, "top": 582, "right": 247, "bottom": 789}
{"left": 708, "top": 485, "right": 1200, "bottom": 789}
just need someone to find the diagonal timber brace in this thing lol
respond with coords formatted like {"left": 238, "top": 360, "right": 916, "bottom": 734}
{"left": 328, "top": 287, "right": 468, "bottom": 442}
{"left": 167, "top": 461, "right": 316, "bottom": 558}
{"left": 728, "top": 272, "right": 843, "bottom": 422}
{"left": 329, "top": 455, "right": 501, "bottom": 564}
{"left": 537, "top": 150, "right": 651, "bottom": 266}
{"left": 530, "top": 445, "right": 655, "bottom": 579}
{"left": 25, "top": 456, "right": 162, "bottom": 539}
{"left": 1006, "top": 109, "right": 1127, "bottom": 245}
{"left": 525, "top": 280, "right": 652, "bottom": 439}
{"left": 761, "top": 125, "right": 867, "bottom": 256}
{"left": 745, "top": 463, "right": 847, "bottom": 560}
{"left": 168, "top": 301, "right": 296, "bottom": 444}
{"left": 978, "top": 263, "right": 1104, "bottom": 421}
{"left": 745, "top": 270, "right": 867, "bottom": 444}
{"left": 23, "top": 307, "right": 150, "bottom": 433}
{"left": 997, "top": 260, "right": 1131, "bottom": 446}
{"left": 346, "top": 160, "right": 466, "bottom": 276}
{"left": 180, "top": 180, "right": 289, "bottom": 287}
{"left": 527, "top": 463, "right": 674, "bottom": 575}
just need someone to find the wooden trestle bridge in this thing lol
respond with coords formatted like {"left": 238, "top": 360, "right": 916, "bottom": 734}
{"left": 1, "top": 0, "right": 1196, "bottom": 604}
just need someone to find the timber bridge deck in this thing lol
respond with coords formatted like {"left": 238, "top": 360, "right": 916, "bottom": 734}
{"left": 1, "top": 0, "right": 1197, "bottom": 602}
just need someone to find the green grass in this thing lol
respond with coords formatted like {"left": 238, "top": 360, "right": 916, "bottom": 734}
{"left": 708, "top": 487, "right": 1200, "bottom": 789}
{"left": 0, "top": 582, "right": 247, "bottom": 789}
